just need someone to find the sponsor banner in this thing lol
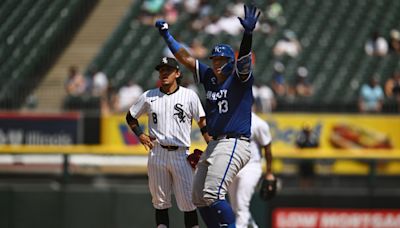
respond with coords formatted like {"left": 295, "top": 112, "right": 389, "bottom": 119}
{"left": 273, "top": 208, "right": 400, "bottom": 228}
{"left": 259, "top": 114, "right": 400, "bottom": 150}
{"left": 100, "top": 115, "right": 141, "bottom": 145}
{"left": 0, "top": 112, "right": 81, "bottom": 145}
{"left": 101, "top": 114, "right": 400, "bottom": 150}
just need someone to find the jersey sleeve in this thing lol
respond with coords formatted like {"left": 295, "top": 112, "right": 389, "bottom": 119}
{"left": 233, "top": 70, "right": 254, "bottom": 89}
{"left": 234, "top": 54, "right": 254, "bottom": 86}
{"left": 235, "top": 52, "right": 253, "bottom": 83}
{"left": 194, "top": 60, "right": 210, "bottom": 84}
{"left": 190, "top": 91, "right": 206, "bottom": 122}
{"left": 253, "top": 116, "right": 272, "bottom": 146}
{"left": 129, "top": 92, "right": 148, "bottom": 118}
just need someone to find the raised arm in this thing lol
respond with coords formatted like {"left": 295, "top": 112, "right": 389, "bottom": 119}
{"left": 237, "top": 4, "right": 261, "bottom": 81}
{"left": 155, "top": 20, "right": 196, "bottom": 72}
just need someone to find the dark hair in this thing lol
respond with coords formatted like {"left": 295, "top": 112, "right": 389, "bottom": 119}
{"left": 177, "top": 71, "right": 183, "bottom": 85}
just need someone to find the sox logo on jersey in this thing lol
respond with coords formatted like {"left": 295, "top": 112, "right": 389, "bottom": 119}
{"left": 174, "top": 103, "right": 186, "bottom": 123}
{"left": 130, "top": 86, "right": 204, "bottom": 147}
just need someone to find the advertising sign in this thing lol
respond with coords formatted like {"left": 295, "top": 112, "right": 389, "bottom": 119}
{"left": 260, "top": 114, "right": 400, "bottom": 150}
{"left": 101, "top": 114, "right": 400, "bottom": 150}
{"left": 0, "top": 112, "right": 81, "bottom": 145}
{"left": 273, "top": 208, "right": 400, "bottom": 228}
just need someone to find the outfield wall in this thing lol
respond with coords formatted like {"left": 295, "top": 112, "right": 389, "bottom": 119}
{"left": 1, "top": 183, "right": 399, "bottom": 228}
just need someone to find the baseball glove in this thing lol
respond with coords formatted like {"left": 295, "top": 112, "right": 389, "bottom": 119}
{"left": 259, "top": 178, "right": 277, "bottom": 201}
{"left": 187, "top": 149, "right": 203, "bottom": 169}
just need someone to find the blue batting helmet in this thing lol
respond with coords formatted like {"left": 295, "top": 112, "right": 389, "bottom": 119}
{"left": 209, "top": 44, "right": 235, "bottom": 61}
{"left": 209, "top": 44, "right": 236, "bottom": 76}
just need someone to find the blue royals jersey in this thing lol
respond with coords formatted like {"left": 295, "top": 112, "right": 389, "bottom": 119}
{"left": 194, "top": 60, "right": 253, "bottom": 138}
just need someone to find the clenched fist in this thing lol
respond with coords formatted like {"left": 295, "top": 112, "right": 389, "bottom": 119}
{"left": 155, "top": 19, "right": 169, "bottom": 37}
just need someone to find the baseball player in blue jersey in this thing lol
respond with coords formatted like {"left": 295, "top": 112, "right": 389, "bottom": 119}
{"left": 156, "top": 4, "right": 261, "bottom": 227}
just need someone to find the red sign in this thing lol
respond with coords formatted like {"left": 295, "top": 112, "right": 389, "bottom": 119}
{"left": 273, "top": 208, "right": 400, "bottom": 228}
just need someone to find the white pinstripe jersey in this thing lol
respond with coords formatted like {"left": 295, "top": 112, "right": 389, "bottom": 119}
{"left": 129, "top": 86, "right": 205, "bottom": 147}
{"left": 249, "top": 113, "right": 272, "bottom": 163}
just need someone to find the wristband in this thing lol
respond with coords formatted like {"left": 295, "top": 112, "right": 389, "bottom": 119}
{"left": 164, "top": 32, "right": 182, "bottom": 54}
{"left": 200, "top": 126, "right": 208, "bottom": 135}
{"left": 132, "top": 125, "right": 143, "bottom": 137}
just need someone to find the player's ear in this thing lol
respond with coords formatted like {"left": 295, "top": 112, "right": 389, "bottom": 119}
{"left": 176, "top": 70, "right": 182, "bottom": 84}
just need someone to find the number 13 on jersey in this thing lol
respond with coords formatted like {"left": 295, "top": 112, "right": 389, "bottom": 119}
{"left": 218, "top": 100, "right": 228, "bottom": 113}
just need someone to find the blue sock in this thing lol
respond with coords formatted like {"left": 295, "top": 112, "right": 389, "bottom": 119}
{"left": 210, "top": 200, "right": 236, "bottom": 227}
{"left": 198, "top": 206, "right": 220, "bottom": 228}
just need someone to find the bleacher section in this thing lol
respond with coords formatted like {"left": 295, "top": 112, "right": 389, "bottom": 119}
{"left": 0, "top": 0, "right": 98, "bottom": 109}
{"left": 86, "top": 0, "right": 241, "bottom": 92}
{"left": 1, "top": 0, "right": 399, "bottom": 111}
{"left": 86, "top": 0, "right": 400, "bottom": 112}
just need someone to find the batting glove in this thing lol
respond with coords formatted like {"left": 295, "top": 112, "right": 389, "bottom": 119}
{"left": 155, "top": 19, "right": 170, "bottom": 38}
{"left": 238, "top": 4, "right": 261, "bottom": 34}
{"left": 187, "top": 149, "right": 203, "bottom": 169}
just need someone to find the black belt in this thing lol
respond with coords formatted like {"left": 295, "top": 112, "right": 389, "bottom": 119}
{"left": 212, "top": 134, "right": 250, "bottom": 142}
{"left": 160, "top": 145, "right": 188, "bottom": 151}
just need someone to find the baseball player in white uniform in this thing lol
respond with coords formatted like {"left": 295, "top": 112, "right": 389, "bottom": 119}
{"left": 126, "top": 57, "right": 210, "bottom": 228}
{"left": 227, "top": 112, "right": 275, "bottom": 228}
